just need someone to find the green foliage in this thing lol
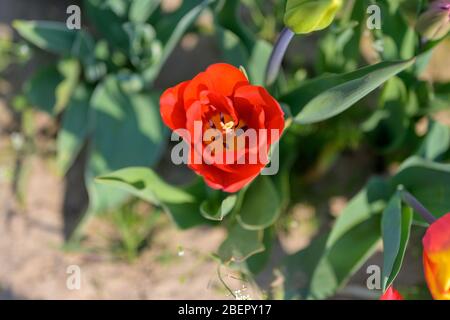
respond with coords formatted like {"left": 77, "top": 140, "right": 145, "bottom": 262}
{"left": 14, "top": 0, "right": 450, "bottom": 300}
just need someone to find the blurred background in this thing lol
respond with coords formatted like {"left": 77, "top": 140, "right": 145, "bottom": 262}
{"left": 0, "top": 0, "right": 449, "bottom": 300}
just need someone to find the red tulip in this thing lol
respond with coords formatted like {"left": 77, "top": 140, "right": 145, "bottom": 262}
{"left": 160, "top": 63, "right": 285, "bottom": 193}
{"left": 380, "top": 286, "right": 404, "bottom": 300}
{"left": 423, "top": 213, "right": 450, "bottom": 300}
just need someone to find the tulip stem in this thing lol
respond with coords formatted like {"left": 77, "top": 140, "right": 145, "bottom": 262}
{"left": 265, "top": 27, "right": 295, "bottom": 86}
{"left": 398, "top": 186, "right": 437, "bottom": 224}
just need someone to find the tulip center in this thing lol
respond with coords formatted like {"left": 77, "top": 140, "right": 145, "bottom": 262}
{"left": 204, "top": 112, "right": 247, "bottom": 151}
{"left": 221, "top": 120, "right": 235, "bottom": 133}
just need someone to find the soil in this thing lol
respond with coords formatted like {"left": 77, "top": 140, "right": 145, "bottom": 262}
{"left": 0, "top": 149, "right": 232, "bottom": 300}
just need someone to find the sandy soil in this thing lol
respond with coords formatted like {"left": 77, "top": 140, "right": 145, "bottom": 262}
{"left": 0, "top": 137, "right": 255, "bottom": 299}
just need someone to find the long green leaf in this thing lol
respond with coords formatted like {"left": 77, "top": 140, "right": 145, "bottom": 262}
{"left": 381, "top": 192, "right": 413, "bottom": 291}
{"left": 281, "top": 59, "right": 415, "bottom": 124}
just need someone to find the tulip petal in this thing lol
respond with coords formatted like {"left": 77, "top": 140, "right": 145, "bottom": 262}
{"left": 160, "top": 81, "right": 189, "bottom": 130}
{"left": 184, "top": 63, "right": 249, "bottom": 105}
{"left": 423, "top": 213, "right": 450, "bottom": 300}
{"left": 234, "top": 85, "right": 285, "bottom": 142}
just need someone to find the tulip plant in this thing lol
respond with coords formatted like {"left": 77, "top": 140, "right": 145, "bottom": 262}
{"left": 14, "top": 0, "right": 450, "bottom": 299}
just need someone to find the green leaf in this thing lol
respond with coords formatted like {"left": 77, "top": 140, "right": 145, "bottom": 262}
{"left": 308, "top": 215, "right": 381, "bottom": 299}
{"left": 25, "top": 59, "right": 81, "bottom": 115}
{"left": 96, "top": 167, "right": 195, "bottom": 205}
{"left": 24, "top": 65, "right": 63, "bottom": 114}
{"left": 90, "top": 75, "right": 166, "bottom": 169}
{"left": 216, "top": 0, "right": 254, "bottom": 52}
{"left": 281, "top": 59, "right": 416, "bottom": 124}
{"left": 55, "top": 59, "right": 81, "bottom": 114}
{"left": 84, "top": 0, "right": 129, "bottom": 50}
{"left": 247, "top": 40, "right": 272, "bottom": 86}
{"left": 129, "top": 0, "right": 160, "bottom": 23}
{"left": 200, "top": 194, "right": 237, "bottom": 221}
{"left": 143, "top": 0, "right": 214, "bottom": 84}
{"left": 246, "top": 227, "right": 274, "bottom": 274}
{"left": 283, "top": 177, "right": 390, "bottom": 299}
{"left": 417, "top": 120, "right": 450, "bottom": 160}
{"left": 381, "top": 192, "right": 413, "bottom": 291}
{"left": 13, "top": 20, "right": 94, "bottom": 62}
{"left": 362, "top": 77, "right": 409, "bottom": 152}
{"left": 57, "top": 85, "right": 92, "bottom": 175}
{"left": 237, "top": 176, "right": 281, "bottom": 230}
{"left": 391, "top": 157, "right": 450, "bottom": 219}
{"left": 218, "top": 224, "right": 265, "bottom": 262}
{"left": 96, "top": 168, "right": 208, "bottom": 229}
{"left": 327, "top": 177, "right": 389, "bottom": 246}
{"left": 87, "top": 76, "right": 166, "bottom": 213}
{"left": 216, "top": 27, "right": 248, "bottom": 67}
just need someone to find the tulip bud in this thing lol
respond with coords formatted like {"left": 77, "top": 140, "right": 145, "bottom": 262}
{"left": 380, "top": 286, "right": 404, "bottom": 300}
{"left": 416, "top": 0, "right": 450, "bottom": 40}
{"left": 284, "top": 0, "right": 343, "bottom": 34}
{"left": 423, "top": 213, "right": 450, "bottom": 300}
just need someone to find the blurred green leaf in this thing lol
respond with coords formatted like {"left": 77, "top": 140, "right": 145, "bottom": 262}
{"left": 87, "top": 76, "right": 166, "bottom": 213}
{"left": 362, "top": 77, "right": 409, "bottom": 152}
{"left": 381, "top": 192, "right": 413, "bottom": 291}
{"left": 216, "top": 0, "right": 254, "bottom": 52}
{"left": 57, "top": 85, "right": 92, "bottom": 175}
{"left": 55, "top": 59, "right": 81, "bottom": 113}
{"left": 13, "top": 20, "right": 94, "bottom": 62}
{"left": 417, "top": 120, "right": 450, "bottom": 160}
{"left": 84, "top": 0, "right": 129, "bottom": 50}
{"left": 24, "top": 58, "right": 81, "bottom": 116}
{"left": 237, "top": 175, "right": 281, "bottom": 230}
{"left": 247, "top": 40, "right": 272, "bottom": 86}
{"left": 143, "top": 0, "right": 214, "bottom": 84}
{"left": 24, "top": 64, "right": 62, "bottom": 114}
{"left": 218, "top": 223, "right": 264, "bottom": 262}
{"left": 281, "top": 59, "right": 416, "bottom": 124}
{"left": 216, "top": 27, "right": 248, "bottom": 67}
{"left": 129, "top": 0, "right": 160, "bottom": 23}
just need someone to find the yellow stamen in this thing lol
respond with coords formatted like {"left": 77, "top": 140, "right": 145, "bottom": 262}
{"left": 221, "top": 121, "right": 235, "bottom": 133}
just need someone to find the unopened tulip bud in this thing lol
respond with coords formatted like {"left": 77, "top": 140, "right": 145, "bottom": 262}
{"left": 416, "top": 0, "right": 450, "bottom": 40}
{"left": 423, "top": 213, "right": 450, "bottom": 300}
{"left": 284, "top": 0, "right": 343, "bottom": 34}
